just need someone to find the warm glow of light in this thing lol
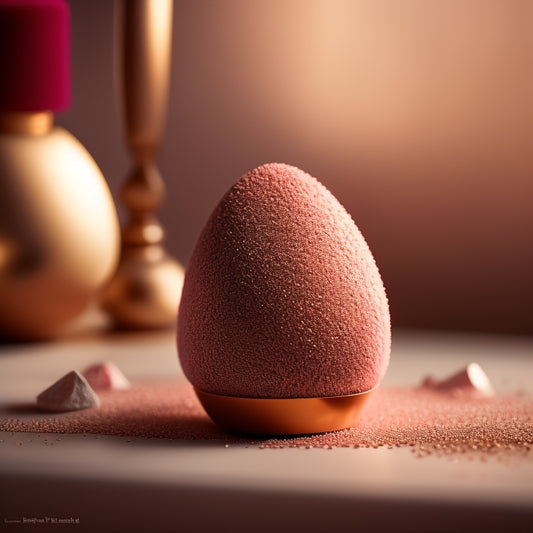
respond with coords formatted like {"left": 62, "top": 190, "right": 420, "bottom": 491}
{"left": 147, "top": 0, "right": 172, "bottom": 128}
{"left": 142, "top": 223, "right": 164, "bottom": 244}
{"left": 467, "top": 363, "right": 495, "bottom": 397}
{"left": 0, "top": 240, "right": 14, "bottom": 272}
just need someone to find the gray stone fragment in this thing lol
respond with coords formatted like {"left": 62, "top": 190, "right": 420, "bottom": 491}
{"left": 37, "top": 370, "right": 100, "bottom": 412}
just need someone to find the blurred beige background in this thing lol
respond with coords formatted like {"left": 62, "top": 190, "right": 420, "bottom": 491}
{"left": 59, "top": 0, "right": 532, "bottom": 335}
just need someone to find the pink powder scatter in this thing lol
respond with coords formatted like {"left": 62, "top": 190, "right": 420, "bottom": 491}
{"left": 265, "top": 388, "right": 533, "bottom": 458}
{"left": 1, "top": 381, "right": 532, "bottom": 459}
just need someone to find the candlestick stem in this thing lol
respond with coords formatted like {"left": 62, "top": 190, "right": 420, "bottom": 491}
{"left": 102, "top": 0, "right": 184, "bottom": 329}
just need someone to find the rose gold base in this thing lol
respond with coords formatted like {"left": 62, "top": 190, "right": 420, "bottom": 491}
{"left": 194, "top": 387, "right": 374, "bottom": 436}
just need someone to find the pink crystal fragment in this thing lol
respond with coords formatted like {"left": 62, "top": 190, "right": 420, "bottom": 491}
{"left": 421, "top": 363, "right": 494, "bottom": 398}
{"left": 82, "top": 361, "right": 130, "bottom": 391}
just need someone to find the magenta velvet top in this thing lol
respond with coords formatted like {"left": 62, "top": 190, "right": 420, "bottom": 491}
{"left": 0, "top": 0, "right": 70, "bottom": 112}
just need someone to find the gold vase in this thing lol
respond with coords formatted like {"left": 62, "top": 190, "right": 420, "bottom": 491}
{"left": 0, "top": 112, "right": 120, "bottom": 340}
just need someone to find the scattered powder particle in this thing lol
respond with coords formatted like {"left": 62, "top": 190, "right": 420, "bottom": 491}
{"left": 2, "top": 380, "right": 532, "bottom": 460}
{"left": 36, "top": 371, "right": 100, "bottom": 412}
{"left": 82, "top": 361, "right": 131, "bottom": 391}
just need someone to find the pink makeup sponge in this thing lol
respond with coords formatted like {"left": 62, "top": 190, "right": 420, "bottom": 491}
{"left": 178, "top": 163, "right": 391, "bottom": 434}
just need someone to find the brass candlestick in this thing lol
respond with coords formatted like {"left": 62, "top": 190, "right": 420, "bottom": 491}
{"left": 102, "top": 0, "right": 184, "bottom": 329}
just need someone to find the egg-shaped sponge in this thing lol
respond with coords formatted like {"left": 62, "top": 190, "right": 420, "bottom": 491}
{"left": 178, "top": 163, "right": 390, "bottom": 407}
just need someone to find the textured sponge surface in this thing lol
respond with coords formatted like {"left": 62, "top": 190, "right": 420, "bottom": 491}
{"left": 178, "top": 163, "right": 391, "bottom": 398}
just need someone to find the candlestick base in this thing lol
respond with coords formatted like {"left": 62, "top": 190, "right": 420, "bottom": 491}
{"left": 101, "top": 244, "right": 184, "bottom": 330}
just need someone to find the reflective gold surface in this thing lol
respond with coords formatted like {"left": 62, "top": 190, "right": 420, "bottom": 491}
{"left": 0, "top": 111, "right": 54, "bottom": 135}
{"left": 102, "top": 0, "right": 184, "bottom": 329}
{"left": 102, "top": 245, "right": 183, "bottom": 329}
{"left": 195, "top": 388, "right": 374, "bottom": 435}
{"left": 122, "top": 0, "right": 172, "bottom": 157}
{"left": 0, "top": 120, "right": 120, "bottom": 340}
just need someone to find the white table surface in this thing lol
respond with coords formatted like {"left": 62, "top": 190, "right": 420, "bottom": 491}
{"left": 1, "top": 325, "right": 532, "bottom": 533}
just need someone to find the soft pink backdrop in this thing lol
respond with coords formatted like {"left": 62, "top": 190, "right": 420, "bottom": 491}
{"left": 59, "top": 0, "right": 533, "bottom": 334}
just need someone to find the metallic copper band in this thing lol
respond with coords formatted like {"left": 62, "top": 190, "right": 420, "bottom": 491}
{"left": 0, "top": 111, "right": 54, "bottom": 135}
{"left": 195, "top": 387, "right": 374, "bottom": 436}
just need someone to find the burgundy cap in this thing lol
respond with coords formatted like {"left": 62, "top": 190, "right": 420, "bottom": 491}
{"left": 0, "top": 0, "right": 70, "bottom": 112}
